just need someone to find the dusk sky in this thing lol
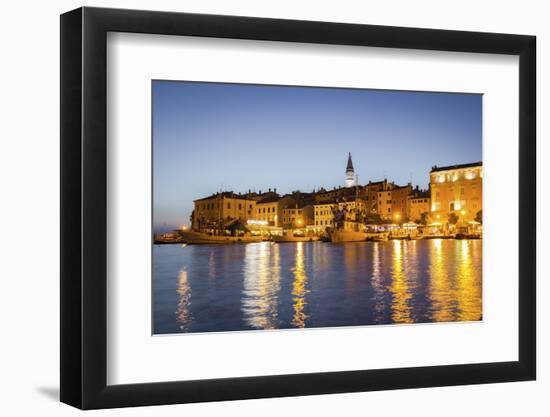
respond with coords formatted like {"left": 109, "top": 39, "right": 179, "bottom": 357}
{"left": 153, "top": 81, "right": 482, "bottom": 231}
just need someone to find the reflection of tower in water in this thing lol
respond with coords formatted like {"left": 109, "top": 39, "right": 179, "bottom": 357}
{"left": 176, "top": 270, "right": 192, "bottom": 331}
{"left": 241, "top": 243, "right": 281, "bottom": 329}
{"left": 291, "top": 242, "right": 308, "bottom": 328}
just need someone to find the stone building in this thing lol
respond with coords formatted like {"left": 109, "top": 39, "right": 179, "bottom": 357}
{"left": 390, "top": 184, "right": 413, "bottom": 222}
{"left": 192, "top": 192, "right": 256, "bottom": 231}
{"left": 407, "top": 187, "right": 431, "bottom": 223}
{"left": 313, "top": 202, "right": 337, "bottom": 233}
{"left": 429, "top": 162, "right": 483, "bottom": 224}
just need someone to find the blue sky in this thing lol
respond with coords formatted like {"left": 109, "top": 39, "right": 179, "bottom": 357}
{"left": 153, "top": 81, "right": 482, "bottom": 231}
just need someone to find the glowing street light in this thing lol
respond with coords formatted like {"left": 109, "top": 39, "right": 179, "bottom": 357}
{"left": 460, "top": 210, "right": 466, "bottom": 216}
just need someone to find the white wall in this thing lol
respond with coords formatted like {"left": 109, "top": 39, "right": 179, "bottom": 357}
{"left": 0, "top": 0, "right": 545, "bottom": 415}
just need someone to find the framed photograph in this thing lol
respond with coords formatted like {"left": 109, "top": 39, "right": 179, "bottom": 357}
{"left": 60, "top": 7, "right": 536, "bottom": 409}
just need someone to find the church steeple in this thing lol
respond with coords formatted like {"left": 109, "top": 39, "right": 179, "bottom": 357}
{"left": 345, "top": 152, "right": 356, "bottom": 188}
{"left": 346, "top": 152, "right": 354, "bottom": 173}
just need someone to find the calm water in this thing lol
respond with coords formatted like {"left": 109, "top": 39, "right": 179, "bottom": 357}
{"left": 153, "top": 239, "right": 482, "bottom": 334}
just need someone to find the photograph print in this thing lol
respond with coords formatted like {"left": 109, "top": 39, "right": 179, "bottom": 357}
{"left": 153, "top": 81, "right": 483, "bottom": 335}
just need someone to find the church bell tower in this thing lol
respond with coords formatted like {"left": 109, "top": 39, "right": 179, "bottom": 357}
{"left": 345, "top": 152, "right": 356, "bottom": 188}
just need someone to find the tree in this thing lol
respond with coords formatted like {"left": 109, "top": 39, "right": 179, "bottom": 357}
{"left": 448, "top": 212, "right": 459, "bottom": 225}
{"left": 418, "top": 212, "right": 428, "bottom": 226}
{"left": 365, "top": 213, "right": 383, "bottom": 225}
{"left": 475, "top": 210, "right": 483, "bottom": 224}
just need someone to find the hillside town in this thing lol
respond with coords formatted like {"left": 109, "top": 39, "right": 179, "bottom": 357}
{"left": 157, "top": 153, "right": 482, "bottom": 243}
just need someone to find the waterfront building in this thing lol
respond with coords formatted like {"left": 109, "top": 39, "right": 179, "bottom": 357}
{"left": 192, "top": 192, "right": 256, "bottom": 231}
{"left": 407, "top": 187, "right": 431, "bottom": 223}
{"left": 390, "top": 184, "right": 413, "bottom": 223}
{"left": 313, "top": 202, "right": 337, "bottom": 233}
{"left": 362, "top": 180, "right": 391, "bottom": 214}
{"left": 337, "top": 198, "right": 367, "bottom": 231}
{"left": 377, "top": 188, "right": 393, "bottom": 220}
{"left": 254, "top": 194, "right": 281, "bottom": 226}
{"left": 345, "top": 152, "right": 357, "bottom": 188}
{"left": 429, "top": 161, "right": 483, "bottom": 224}
{"left": 281, "top": 204, "right": 314, "bottom": 230}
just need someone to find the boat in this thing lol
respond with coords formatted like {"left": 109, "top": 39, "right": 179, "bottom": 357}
{"left": 176, "top": 231, "right": 265, "bottom": 244}
{"left": 272, "top": 235, "right": 320, "bottom": 243}
{"left": 455, "top": 233, "right": 482, "bottom": 240}
{"left": 328, "top": 229, "right": 367, "bottom": 243}
{"left": 422, "top": 234, "right": 455, "bottom": 239}
{"left": 365, "top": 232, "right": 389, "bottom": 242}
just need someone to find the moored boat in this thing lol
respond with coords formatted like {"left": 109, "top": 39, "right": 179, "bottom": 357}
{"left": 455, "top": 233, "right": 482, "bottom": 240}
{"left": 272, "top": 235, "right": 320, "bottom": 243}
{"left": 177, "top": 231, "right": 265, "bottom": 244}
{"left": 365, "top": 232, "right": 389, "bottom": 242}
{"left": 328, "top": 229, "right": 367, "bottom": 243}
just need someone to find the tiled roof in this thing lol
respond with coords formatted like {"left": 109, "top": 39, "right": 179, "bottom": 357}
{"left": 431, "top": 161, "right": 482, "bottom": 173}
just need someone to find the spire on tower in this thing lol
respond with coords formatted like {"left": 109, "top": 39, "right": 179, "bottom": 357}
{"left": 345, "top": 152, "right": 357, "bottom": 188}
{"left": 346, "top": 152, "right": 354, "bottom": 173}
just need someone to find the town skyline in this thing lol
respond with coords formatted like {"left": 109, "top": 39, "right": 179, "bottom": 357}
{"left": 153, "top": 81, "right": 482, "bottom": 231}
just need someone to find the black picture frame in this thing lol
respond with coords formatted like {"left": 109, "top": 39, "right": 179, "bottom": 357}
{"left": 60, "top": 6, "right": 536, "bottom": 410}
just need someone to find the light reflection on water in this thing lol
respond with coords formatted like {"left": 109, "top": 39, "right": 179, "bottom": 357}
{"left": 153, "top": 239, "right": 482, "bottom": 334}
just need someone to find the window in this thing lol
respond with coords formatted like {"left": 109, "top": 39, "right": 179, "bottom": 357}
{"left": 460, "top": 187, "right": 465, "bottom": 195}
{"left": 450, "top": 202, "right": 455, "bottom": 211}
{"left": 227, "top": 203, "right": 231, "bottom": 209}
{"left": 238, "top": 203, "right": 242, "bottom": 210}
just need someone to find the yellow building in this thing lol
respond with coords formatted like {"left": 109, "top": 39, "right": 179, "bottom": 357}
{"left": 313, "top": 203, "right": 337, "bottom": 233}
{"left": 192, "top": 192, "right": 256, "bottom": 231}
{"left": 429, "top": 162, "right": 482, "bottom": 224}
{"left": 281, "top": 205, "right": 314, "bottom": 230}
{"left": 254, "top": 195, "right": 280, "bottom": 226}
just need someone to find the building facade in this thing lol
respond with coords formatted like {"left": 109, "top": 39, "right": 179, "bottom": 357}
{"left": 281, "top": 205, "right": 314, "bottom": 229}
{"left": 429, "top": 162, "right": 483, "bottom": 224}
{"left": 407, "top": 188, "right": 431, "bottom": 223}
{"left": 390, "top": 184, "right": 413, "bottom": 222}
{"left": 362, "top": 180, "right": 390, "bottom": 215}
{"left": 254, "top": 195, "right": 280, "bottom": 226}
{"left": 313, "top": 203, "right": 337, "bottom": 233}
{"left": 192, "top": 192, "right": 256, "bottom": 231}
